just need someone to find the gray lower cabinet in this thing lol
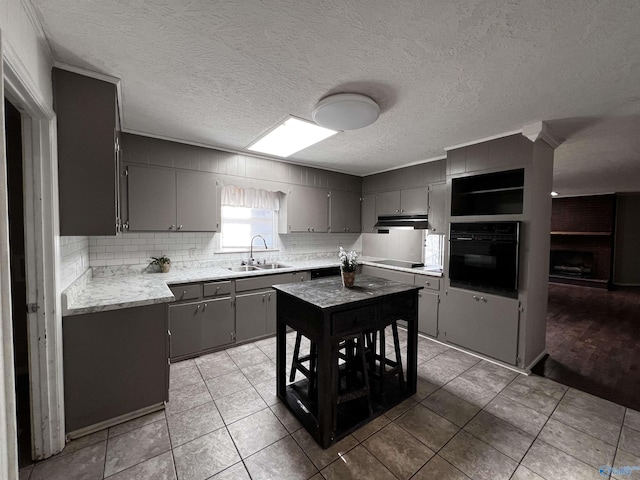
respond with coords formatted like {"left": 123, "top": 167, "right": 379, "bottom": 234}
{"left": 361, "top": 265, "right": 441, "bottom": 335}
{"left": 169, "top": 296, "right": 234, "bottom": 360}
{"left": 440, "top": 288, "right": 520, "bottom": 365}
{"left": 201, "top": 297, "right": 235, "bottom": 350}
{"left": 236, "top": 289, "right": 274, "bottom": 342}
{"left": 63, "top": 304, "right": 168, "bottom": 433}
{"left": 418, "top": 291, "right": 439, "bottom": 337}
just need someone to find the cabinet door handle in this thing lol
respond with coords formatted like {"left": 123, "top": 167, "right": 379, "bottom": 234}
{"left": 480, "top": 297, "right": 486, "bottom": 302}
{"left": 268, "top": 294, "right": 271, "bottom": 301}
{"left": 182, "top": 290, "right": 187, "bottom": 297}
{"left": 177, "top": 225, "right": 183, "bottom": 230}
{"left": 425, "top": 281, "right": 430, "bottom": 286}
{"left": 473, "top": 295, "right": 479, "bottom": 301}
{"left": 203, "top": 303, "right": 207, "bottom": 310}
{"left": 262, "top": 295, "right": 265, "bottom": 302}
{"left": 169, "top": 225, "right": 176, "bottom": 230}
{"left": 196, "top": 304, "right": 201, "bottom": 310}
{"left": 395, "top": 209, "right": 400, "bottom": 213}
{"left": 311, "top": 228, "right": 315, "bottom": 232}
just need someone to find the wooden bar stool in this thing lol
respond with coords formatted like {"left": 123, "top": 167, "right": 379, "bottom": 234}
{"left": 365, "top": 320, "right": 405, "bottom": 403}
{"left": 289, "top": 332, "right": 318, "bottom": 396}
{"left": 335, "top": 332, "right": 373, "bottom": 431}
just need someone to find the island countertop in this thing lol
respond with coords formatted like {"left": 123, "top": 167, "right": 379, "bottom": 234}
{"left": 272, "top": 274, "right": 422, "bottom": 310}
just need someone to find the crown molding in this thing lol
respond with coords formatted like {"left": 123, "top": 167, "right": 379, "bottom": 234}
{"left": 521, "top": 121, "right": 561, "bottom": 149}
{"left": 444, "top": 129, "right": 523, "bottom": 151}
{"left": 364, "top": 155, "right": 447, "bottom": 177}
{"left": 20, "top": 0, "right": 54, "bottom": 57}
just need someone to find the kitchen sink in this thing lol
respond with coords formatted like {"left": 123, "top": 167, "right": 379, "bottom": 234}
{"left": 225, "top": 266, "right": 261, "bottom": 272}
{"left": 256, "top": 263, "right": 291, "bottom": 270}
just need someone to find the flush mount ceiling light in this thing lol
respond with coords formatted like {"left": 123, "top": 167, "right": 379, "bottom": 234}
{"left": 247, "top": 116, "right": 338, "bottom": 157}
{"left": 312, "top": 93, "right": 380, "bottom": 131}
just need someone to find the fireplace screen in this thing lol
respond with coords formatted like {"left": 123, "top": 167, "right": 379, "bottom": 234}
{"left": 550, "top": 250, "right": 594, "bottom": 278}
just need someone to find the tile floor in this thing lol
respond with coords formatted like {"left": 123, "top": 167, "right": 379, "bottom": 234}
{"left": 20, "top": 330, "right": 640, "bottom": 480}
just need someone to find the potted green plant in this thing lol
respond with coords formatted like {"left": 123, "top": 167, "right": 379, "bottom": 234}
{"left": 150, "top": 255, "right": 172, "bottom": 273}
{"left": 338, "top": 247, "right": 358, "bottom": 288}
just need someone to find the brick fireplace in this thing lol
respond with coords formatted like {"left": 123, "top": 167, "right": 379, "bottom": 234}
{"left": 549, "top": 194, "right": 615, "bottom": 289}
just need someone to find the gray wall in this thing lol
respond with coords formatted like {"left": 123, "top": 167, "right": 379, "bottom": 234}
{"left": 614, "top": 193, "right": 640, "bottom": 285}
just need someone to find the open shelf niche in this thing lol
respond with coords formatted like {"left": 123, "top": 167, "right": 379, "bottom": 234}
{"left": 451, "top": 168, "right": 525, "bottom": 216}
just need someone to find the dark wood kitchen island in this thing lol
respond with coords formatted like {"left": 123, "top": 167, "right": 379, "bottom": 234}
{"left": 273, "top": 275, "right": 421, "bottom": 448}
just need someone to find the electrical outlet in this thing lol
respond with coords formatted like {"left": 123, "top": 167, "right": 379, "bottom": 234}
{"left": 189, "top": 248, "right": 196, "bottom": 258}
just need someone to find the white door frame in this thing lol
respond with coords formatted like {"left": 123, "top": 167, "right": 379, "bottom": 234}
{"left": 1, "top": 30, "right": 64, "bottom": 480}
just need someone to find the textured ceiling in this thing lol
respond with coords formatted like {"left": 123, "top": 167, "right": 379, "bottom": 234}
{"left": 31, "top": 0, "right": 640, "bottom": 194}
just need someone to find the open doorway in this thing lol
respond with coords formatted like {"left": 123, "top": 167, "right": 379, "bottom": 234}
{"left": 5, "top": 97, "right": 31, "bottom": 467}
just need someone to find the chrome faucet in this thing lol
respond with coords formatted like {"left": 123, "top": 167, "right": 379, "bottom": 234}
{"left": 249, "top": 235, "right": 268, "bottom": 265}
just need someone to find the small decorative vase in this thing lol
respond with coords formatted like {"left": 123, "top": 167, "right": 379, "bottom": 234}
{"left": 341, "top": 270, "right": 355, "bottom": 288}
{"left": 160, "top": 263, "right": 171, "bottom": 273}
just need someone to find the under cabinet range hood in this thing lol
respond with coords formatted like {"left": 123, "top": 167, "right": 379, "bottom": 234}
{"left": 374, "top": 214, "right": 429, "bottom": 229}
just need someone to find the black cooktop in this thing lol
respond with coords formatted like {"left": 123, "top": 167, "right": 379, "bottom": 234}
{"left": 374, "top": 259, "right": 424, "bottom": 268}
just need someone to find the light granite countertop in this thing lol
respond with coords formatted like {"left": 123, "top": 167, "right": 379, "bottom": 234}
{"left": 62, "top": 257, "right": 442, "bottom": 316}
{"left": 273, "top": 275, "right": 422, "bottom": 310}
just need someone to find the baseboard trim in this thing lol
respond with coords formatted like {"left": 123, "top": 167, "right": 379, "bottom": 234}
{"left": 411, "top": 330, "right": 528, "bottom": 375}
{"left": 66, "top": 403, "right": 165, "bottom": 441}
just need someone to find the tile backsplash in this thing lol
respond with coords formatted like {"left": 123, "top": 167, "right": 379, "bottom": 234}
{"left": 60, "top": 236, "right": 90, "bottom": 290}
{"left": 84, "top": 232, "right": 361, "bottom": 274}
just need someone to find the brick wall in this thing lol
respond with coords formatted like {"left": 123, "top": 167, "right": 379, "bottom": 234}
{"left": 551, "top": 194, "right": 615, "bottom": 233}
{"left": 550, "top": 194, "right": 616, "bottom": 283}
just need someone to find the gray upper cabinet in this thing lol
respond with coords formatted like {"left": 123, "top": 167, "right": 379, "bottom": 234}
{"left": 54, "top": 68, "right": 120, "bottom": 236}
{"left": 125, "top": 164, "right": 219, "bottom": 232}
{"left": 127, "top": 165, "right": 176, "bottom": 231}
{"left": 361, "top": 194, "right": 377, "bottom": 232}
{"left": 329, "top": 190, "right": 361, "bottom": 233}
{"left": 176, "top": 170, "right": 219, "bottom": 231}
{"left": 375, "top": 187, "right": 428, "bottom": 216}
{"left": 427, "top": 183, "right": 446, "bottom": 234}
{"left": 375, "top": 190, "right": 401, "bottom": 216}
{"left": 281, "top": 185, "right": 329, "bottom": 233}
{"left": 400, "top": 186, "right": 428, "bottom": 214}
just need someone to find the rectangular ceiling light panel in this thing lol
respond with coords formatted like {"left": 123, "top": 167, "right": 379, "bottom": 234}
{"left": 247, "top": 117, "right": 337, "bottom": 157}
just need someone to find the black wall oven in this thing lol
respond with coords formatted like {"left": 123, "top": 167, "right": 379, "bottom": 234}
{"left": 449, "top": 221, "right": 520, "bottom": 298}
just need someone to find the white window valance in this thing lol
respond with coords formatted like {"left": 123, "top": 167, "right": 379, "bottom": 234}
{"left": 221, "top": 185, "right": 280, "bottom": 211}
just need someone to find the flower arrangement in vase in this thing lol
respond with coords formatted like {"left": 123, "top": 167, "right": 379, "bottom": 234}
{"left": 338, "top": 247, "right": 358, "bottom": 288}
{"left": 150, "top": 255, "right": 172, "bottom": 273}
